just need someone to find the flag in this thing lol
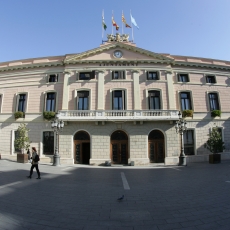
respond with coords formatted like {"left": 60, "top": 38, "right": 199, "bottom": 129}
{"left": 130, "top": 13, "right": 139, "bottom": 29}
{"left": 102, "top": 14, "right": 107, "bottom": 30}
{"left": 112, "top": 16, "right": 119, "bottom": 30}
{"left": 122, "top": 13, "right": 131, "bottom": 28}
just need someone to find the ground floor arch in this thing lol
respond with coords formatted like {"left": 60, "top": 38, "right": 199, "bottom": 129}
{"left": 148, "top": 130, "right": 165, "bottom": 163}
{"left": 110, "top": 130, "right": 128, "bottom": 164}
{"left": 74, "top": 130, "right": 90, "bottom": 164}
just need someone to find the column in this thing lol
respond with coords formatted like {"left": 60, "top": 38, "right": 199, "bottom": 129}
{"left": 133, "top": 70, "right": 141, "bottom": 110}
{"left": 166, "top": 71, "right": 176, "bottom": 110}
{"left": 97, "top": 71, "right": 105, "bottom": 110}
{"left": 62, "top": 71, "right": 70, "bottom": 110}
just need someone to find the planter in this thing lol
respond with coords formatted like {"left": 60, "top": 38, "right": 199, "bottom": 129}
{"left": 17, "top": 153, "right": 28, "bottom": 163}
{"left": 209, "top": 153, "right": 221, "bottom": 164}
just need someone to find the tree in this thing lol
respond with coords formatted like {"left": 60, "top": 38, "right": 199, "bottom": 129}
{"left": 14, "top": 123, "right": 30, "bottom": 154}
{"left": 204, "top": 127, "right": 225, "bottom": 154}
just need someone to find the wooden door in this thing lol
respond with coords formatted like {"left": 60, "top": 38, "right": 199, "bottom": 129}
{"left": 111, "top": 141, "right": 128, "bottom": 164}
{"left": 149, "top": 140, "right": 164, "bottom": 163}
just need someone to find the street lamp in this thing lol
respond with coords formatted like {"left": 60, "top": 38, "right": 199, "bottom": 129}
{"left": 51, "top": 113, "right": 64, "bottom": 166}
{"left": 175, "top": 111, "right": 187, "bottom": 166}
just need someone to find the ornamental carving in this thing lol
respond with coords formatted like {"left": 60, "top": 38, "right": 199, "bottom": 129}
{"left": 107, "top": 33, "right": 129, "bottom": 42}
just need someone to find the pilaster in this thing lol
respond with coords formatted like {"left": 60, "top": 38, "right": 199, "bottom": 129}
{"left": 166, "top": 71, "right": 176, "bottom": 110}
{"left": 133, "top": 70, "right": 141, "bottom": 110}
{"left": 62, "top": 72, "right": 70, "bottom": 110}
{"left": 97, "top": 71, "right": 105, "bottom": 110}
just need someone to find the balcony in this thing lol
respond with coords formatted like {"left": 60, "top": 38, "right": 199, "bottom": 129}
{"left": 58, "top": 110, "right": 179, "bottom": 121}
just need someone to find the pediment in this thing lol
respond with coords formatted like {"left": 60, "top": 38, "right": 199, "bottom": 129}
{"left": 64, "top": 42, "right": 174, "bottom": 64}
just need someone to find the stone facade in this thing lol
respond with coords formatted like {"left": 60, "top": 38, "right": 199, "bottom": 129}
{"left": 1, "top": 40, "right": 230, "bottom": 165}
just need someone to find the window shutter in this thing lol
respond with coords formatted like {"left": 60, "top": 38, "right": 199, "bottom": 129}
{"left": 56, "top": 74, "right": 58, "bottom": 82}
{"left": 15, "top": 94, "right": 19, "bottom": 112}
{"left": 76, "top": 72, "right": 79, "bottom": 81}
{"left": 44, "top": 93, "right": 47, "bottom": 112}
{"left": 122, "top": 90, "right": 125, "bottom": 110}
{"left": 147, "top": 71, "right": 149, "bottom": 80}
{"left": 112, "top": 71, "right": 114, "bottom": 79}
{"left": 120, "top": 71, "right": 123, "bottom": 79}
{"left": 46, "top": 75, "right": 49, "bottom": 83}
{"left": 123, "top": 71, "right": 126, "bottom": 79}
{"left": 90, "top": 71, "right": 95, "bottom": 79}
{"left": 112, "top": 91, "right": 114, "bottom": 109}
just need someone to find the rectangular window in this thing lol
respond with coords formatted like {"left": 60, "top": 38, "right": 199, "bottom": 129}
{"left": 147, "top": 71, "right": 159, "bottom": 80}
{"left": 178, "top": 74, "right": 189, "bottom": 82}
{"left": 180, "top": 92, "right": 191, "bottom": 110}
{"left": 184, "top": 130, "right": 194, "bottom": 155}
{"left": 79, "top": 71, "right": 95, "bottom": 80}
{"left": 46, "top": 93, "right": 56, "bottom": 112}
{"left": 112, "top": 71, "right": 125, "bottom": 79}
{"left": 149, "top": 91, "right": 161, "bottom": 109}
{"left": 77, "top": 91, "right": 89, "bottom": 110}
{"left": 43, "top": 131, "right": 54, "bottom": 155}
{"left": 113, "top": 90, "right": 125, "bottom": 110}
{"left": 209, "top": 93, "right": 219, "bottom": 110}
{"left": 206, "top": 75, "right": 216, "bottom": 83}
{"left": 48, "top": 74, "right": 58, "bottom": 82}
{"left": 18, "top": 94, "right": 26, "bottom": 112}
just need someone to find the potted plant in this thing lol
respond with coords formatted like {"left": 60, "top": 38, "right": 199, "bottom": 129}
{"left": 211, "top": 110, "right": 221, "bottom": 118}
{"left": 182, "top": 110, "right": 193, "bottom": 118}
{"left": 43, "top": 111, "right": 56, "bottom": 121}
{"left": 14, "top": 123, "right": 31, "bottom": 163}
{"left": 14, "top": 111, "right": 25, "bottom": 119}
{"left": 204, "top": 127, "right": 225, "bottom": 164}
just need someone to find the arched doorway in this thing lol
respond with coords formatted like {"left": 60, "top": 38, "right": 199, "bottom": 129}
{"left": 111, "top": 130, "right": 128, "bottom": 164}
{"left": 74, "top": 131, "right": 90, "bottom": 164}
{"left": 148, "top": 130, "right": 165, "bottom": 163}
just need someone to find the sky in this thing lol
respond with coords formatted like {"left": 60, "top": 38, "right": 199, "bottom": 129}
{"left": 1, "top": 0, "right": 230, "bottom": 63}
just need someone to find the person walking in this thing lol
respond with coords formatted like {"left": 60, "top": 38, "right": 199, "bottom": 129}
{"left": 27, "top": 147, "right": 41, "bottom": 179}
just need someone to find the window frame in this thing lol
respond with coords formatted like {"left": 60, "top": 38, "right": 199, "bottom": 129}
{"left": 148, "top": 90, "right": 161, "bottom": 110}
{"left": 207, "top": 92, "right": 220, "bottom": 111}
{"left": 183, "top": 129, "right": 196, "bottom": 155}
{"left": 42, "top": 131, "right": 55, "bottom": 155}
{"left": 15, "top": 92, "right": 29, "bottom": 113}
{"left": 75, "top": 89, "right": 91, "bottom": 110}
{"left": 179, "top": 91, "right": 193, "bottom": 111}
{"left": 76, "top": 91, "right": 90, "bottom": 110}
{"left": 43, "top": 91, "right": 57, "bottom": 112}
{"left": 111, "top": 70, "right": 126, "bottom": 80}
{"left": 110, "top": 88, "right": 127, "bottom": 110}
{"left": 77, "top": 71, "right": 96, "bottom": 80}
{"left": 206, "top": 75, "right": 216, "bottom": 84}
{"left": 177, "top": 73, "right": 190, "bottom": 83}
{"left": 40, "top": 129, "right": 56, "bottom": 156}
{"left": 146, "top": 71, "right": 160, "bottom": 80}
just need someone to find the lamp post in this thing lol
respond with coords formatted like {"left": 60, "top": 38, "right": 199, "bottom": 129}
{"left": 175, "top": 111, "right": 187, "bottom": 166}
{"left": 51, "top": 113, "right": 64, "bottom": 166}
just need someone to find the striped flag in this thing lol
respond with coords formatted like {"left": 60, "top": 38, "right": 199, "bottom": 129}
{"left": 112, "top": 16, "right": 119, "bottom": 30}
{"left": 122, "top": 13, "right": 131, "bottom": 28}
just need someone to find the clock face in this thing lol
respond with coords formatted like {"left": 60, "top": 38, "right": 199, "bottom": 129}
{"left": 114, "top": 50, "right": 123, "bottom": 58}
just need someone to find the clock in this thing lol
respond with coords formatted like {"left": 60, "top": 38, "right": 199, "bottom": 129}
{"left": 113, "top": 50, "right": 123, "bottom": 58}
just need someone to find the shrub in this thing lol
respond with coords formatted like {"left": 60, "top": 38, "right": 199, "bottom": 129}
{"left": 204, "top": 127, "right": 225, "bottom": 154}
{"left": 182, "top": 110, "right": 193, "bottom": 118}
{"left": 14, "top": 123, "right": 30, "bottom": 154}
{"left": 211, "top": 110, "right": 221, "bottom": 117}
{"left": 14, "top": 111, "right": 24, "bottom": 119}
{"left": 43, "top": 111, "right": 56, "bottom": 121}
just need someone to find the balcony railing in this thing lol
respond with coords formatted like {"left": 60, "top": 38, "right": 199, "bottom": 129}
{"left": 58, "top": 110, "right": 179, "bottom": 121}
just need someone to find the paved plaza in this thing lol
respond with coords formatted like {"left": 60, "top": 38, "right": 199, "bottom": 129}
{"left": 0, "top": 160, "right": 230, "bottom": 230}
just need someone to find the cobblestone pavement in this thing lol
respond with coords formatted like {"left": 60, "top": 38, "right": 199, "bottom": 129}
{"left": 0, "top": 159, "right": 230, "bottom": 230}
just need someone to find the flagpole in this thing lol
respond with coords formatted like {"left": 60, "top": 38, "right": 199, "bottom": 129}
{"left": 102, "top": 9, "right": 104, "bottom": 44}
{"left": 112, "top": 10, "right": 113, "bottom": 35}
{"left": 130, "top": 9, "right": 134, "bottom": 42}
{"left": 122, "top": 10, "right": 123, "bottom": 35}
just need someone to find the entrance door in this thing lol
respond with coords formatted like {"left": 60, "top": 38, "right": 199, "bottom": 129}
{"left": 111, "top": 142, "right": 127, "bottom": 164}
{"left": 111, "top": 130, "right": 128, "bottom": 164}
{"left": 148, "top": 130, "right": 165, "bottom": 163}
{"left": 74, "top": 131, "right": 90, "bottom": 164}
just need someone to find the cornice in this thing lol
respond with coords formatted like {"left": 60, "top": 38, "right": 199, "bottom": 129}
{"left": 173, "top": 61, "right": 230, "bottom": 71}
{"left": 0, "top": 61, "right": 64, "bottom": 72}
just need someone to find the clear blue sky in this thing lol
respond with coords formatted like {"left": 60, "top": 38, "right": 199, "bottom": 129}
{"left": 1, "top": 0, "right": 230, "bottom": 62}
